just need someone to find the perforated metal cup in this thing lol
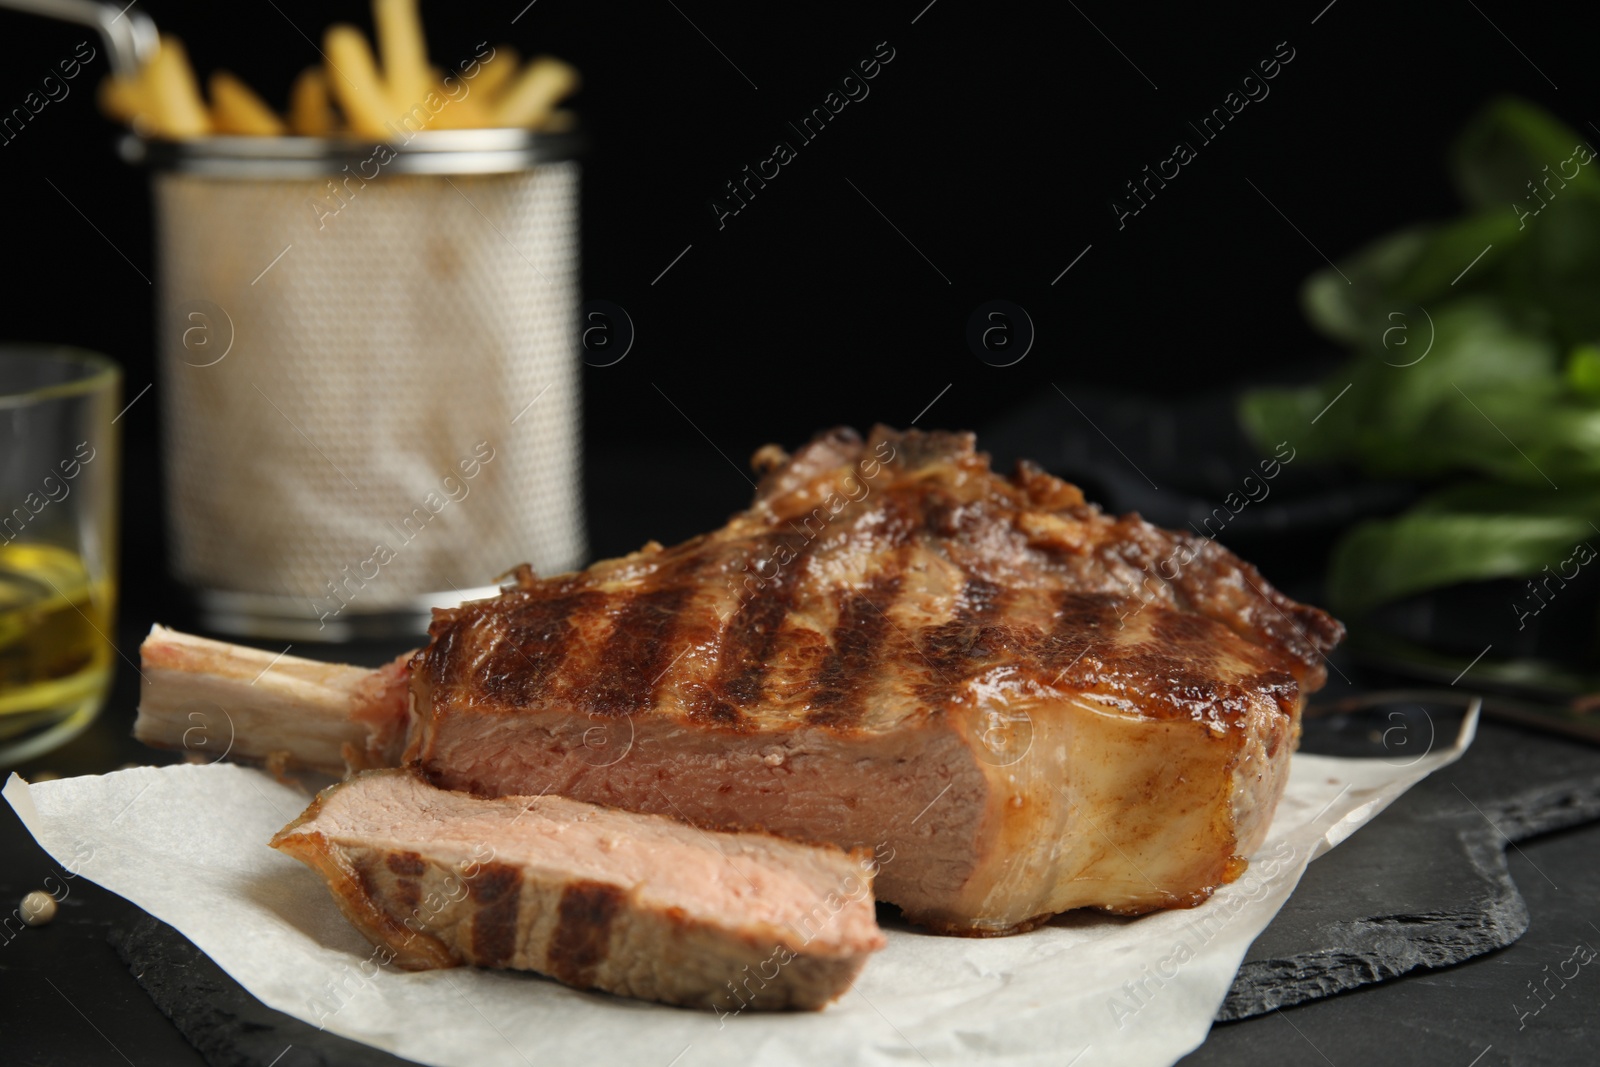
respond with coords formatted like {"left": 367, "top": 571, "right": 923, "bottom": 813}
{"left": 129, "top": 131, "right": 585, "bottom": 640}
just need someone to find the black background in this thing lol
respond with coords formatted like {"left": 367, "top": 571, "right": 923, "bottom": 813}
{"left": 0, "top": 0, "right": 1585, "bottom": 581}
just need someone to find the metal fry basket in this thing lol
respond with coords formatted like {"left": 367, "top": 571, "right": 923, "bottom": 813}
{"left": 130, "top": 131, "right": 586, "bottom": 640}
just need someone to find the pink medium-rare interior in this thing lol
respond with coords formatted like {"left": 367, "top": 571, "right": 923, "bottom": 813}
{"left": 415, "top": 710, "right": 993, "bottom": 920}
{"left": 288, "top": 770, "right": 883, "bottom": 954}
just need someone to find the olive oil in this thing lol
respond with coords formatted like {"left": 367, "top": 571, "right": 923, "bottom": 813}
{"left": 0, "top": 543, "right": 113, "bottom": 758}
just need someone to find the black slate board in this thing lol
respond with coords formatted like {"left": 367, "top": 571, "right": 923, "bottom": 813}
{"left": 106, "top": 717, "right": 1600, "bottom": 1066}
{"left": 110, "top": 918, "right": 403, "bottom": 1067}
{"left": 1221, "top": 710, "right": 1600, "bottom": 1020}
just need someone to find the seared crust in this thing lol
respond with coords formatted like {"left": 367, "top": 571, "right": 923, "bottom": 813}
{"left": 404, "top": 426, "right": 1344, "bottom": 932}
{"left": 412, "top": 425, "right": 1340, "bottom": 737}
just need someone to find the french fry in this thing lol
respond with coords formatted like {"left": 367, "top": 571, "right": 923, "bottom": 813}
{"left": 93, "top": 21, "right": 580, "bottom": 139}
{"left": 142, "top": 35, "right": 210, "bottom": 139}
{"left": 324, "top": 24, "right": 395, "bottom": 137}
{"left": 422, "top": 67, "right": 490, "bottom": 129}
{"left": 373, "top": 0, "right": 431, "bottom": 109}
{"left": 209, "top": 71, "right": 287, "bottom": 135}
{"left": 288, "top": 67, "right": 337, "bottom": 136}
{"left": 493, "top": 56, "right": 580, "bottom": 129}
{"left": 470, "top": 45, "right": 520, "bottom": 104}
{"left": 97, "top": 75, "right": 145, "bottom": 125}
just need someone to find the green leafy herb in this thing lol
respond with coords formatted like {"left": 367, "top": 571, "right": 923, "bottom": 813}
{"left": 1241, "top": 98, "right": 1600, "bottom": 615}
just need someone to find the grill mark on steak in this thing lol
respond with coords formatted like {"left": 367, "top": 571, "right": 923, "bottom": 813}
{"left": 417, "top": 621, "right": 459, "bottom": 692}
{"left": 547, "top": 880, "right": 626, "bottom": 988}
{"left": 806, "top": 572, "right": 904, "bottom": 728}
{"left": 352, "top": 854, "right": 380, "bottom": 900}
{"left": 387, "top": 851, "right": 432, "bottom": 921}
{"left": 581, "top": 586, "right": 696, "bottom": 717}
{"left": 920, "top": 488, "right": 963, "bottom": 538}
{"left": 1034, "top": 591, "right": 1123, "bottom": 685}
{"left": 393, "top": 876, "right": 421, "bottom": 916}
{"left": 916, "top": 577, "right": 1016, "bottom": 708}
{"left": 580, "top": 540, "right": 737, "bottom": 718}
{"left": 1149, "top": 610, "right": 1223, "bottom": 673}
{"left": 713, "top": 531, "right": 818, "bottom": 713}
{"left": 477, "top": 591, "right": 600, "bottom": 708}
{"left": 468, "top": 862, "right": 522, "bottom": 968}
{"left": 1030, "top": 597, "right": 1307, "bottom": 725}
{"left": 386, "top": 850, "right": 426, "bottom": 876}
{"left": 798, "top": 487, "right": 929, "bottom": 727}
{"left": 921, "top": 578, "right": 1009, "bottom": 671}
{"left": 680, "top": 682, "right": 746, "bottom": 728}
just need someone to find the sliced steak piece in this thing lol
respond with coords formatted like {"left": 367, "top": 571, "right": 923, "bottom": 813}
{"left": 270, "top": 770, "right": 885, "bottom": 1011}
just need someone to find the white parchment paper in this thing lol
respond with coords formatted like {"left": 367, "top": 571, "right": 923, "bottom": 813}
{"left": 5, "top": 709, "right": 1475, "bottom": 1067}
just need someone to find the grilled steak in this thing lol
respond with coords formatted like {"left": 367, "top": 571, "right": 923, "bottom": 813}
{"left": 140, "top": 425, "right": 1343, "bottom": 934}
{"left": 272, "top": 769, "right": 885, "bottom": 1010}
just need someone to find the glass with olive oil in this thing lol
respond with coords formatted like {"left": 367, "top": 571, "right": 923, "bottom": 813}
{"left": 0, "top": 348, "right": 120, "bottom": 765}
